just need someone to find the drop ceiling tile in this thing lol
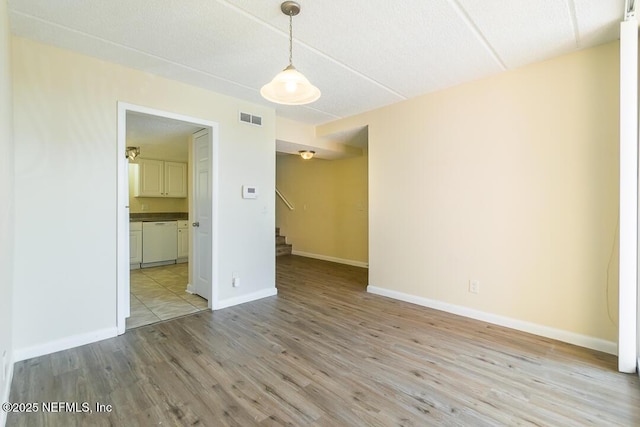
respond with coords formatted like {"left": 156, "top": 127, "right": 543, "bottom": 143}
{"left": 9, "top": 11, "right": 170, "bottom": 72}
{"left": 11, "top": 1, "right": 281, "bottom": 87}
{"left": 573, "top": 0, "right": 623, "bottom": 47}
{"left": 456, "top": 0, "right": 578, "bottom": 68}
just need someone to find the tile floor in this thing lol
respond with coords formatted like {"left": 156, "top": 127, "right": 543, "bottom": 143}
{"left": 127, "top": 262, "right": 208, "bottom": 330}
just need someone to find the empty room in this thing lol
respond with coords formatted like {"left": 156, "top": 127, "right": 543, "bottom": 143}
{"left": 2, "top": 1, "right": 640, "bottom": 426}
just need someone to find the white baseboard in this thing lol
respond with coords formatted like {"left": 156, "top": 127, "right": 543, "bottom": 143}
{"left": 367, "top": 285, "right": 617, "bottom": 355}
{"left": 185, "top": 283, "right": 195, "bottom": 294}
{"left": 213, "top": 288, "right": 278, "bottom": 310}
{"left": 13, "top": 327, "right": 118, "bottom": 363}
{"left": 291, "top": 250, "right": 369, "bottom": 268}
{"left": 1, "top": 353, "right": 14, "bottom": 427}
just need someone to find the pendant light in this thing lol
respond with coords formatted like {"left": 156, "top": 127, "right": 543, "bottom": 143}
{"left": 260, "top": 1, "right": 321, "bottom": 105}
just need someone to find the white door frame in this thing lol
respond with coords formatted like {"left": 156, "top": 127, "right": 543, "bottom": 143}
{"left": 618, "top": 18, "right": 639, "bottom": 373}
{"left": 116, "top": 102, "right": 219, "bottom": 335}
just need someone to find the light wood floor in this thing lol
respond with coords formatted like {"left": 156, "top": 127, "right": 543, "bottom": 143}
{"left": 7, "top": 256, "right": 640, "bottom": 426}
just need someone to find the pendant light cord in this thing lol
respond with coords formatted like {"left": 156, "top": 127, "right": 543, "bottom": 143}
{"left": 288, "top": 11, "right": 293, "bottom": 66}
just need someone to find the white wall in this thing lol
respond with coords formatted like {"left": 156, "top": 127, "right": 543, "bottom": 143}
{"left": 11, "top": 37, "right": 276, "bottom": 359}
{"left": 0, "top": 0, "right": 15, "bottom": 420}
{"left": 318, "top": 41, "right": 620, "bottom": 353}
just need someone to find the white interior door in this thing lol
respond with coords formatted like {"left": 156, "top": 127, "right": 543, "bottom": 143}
{"left": 192, "top": 129, "right": 212, "bottom": 301}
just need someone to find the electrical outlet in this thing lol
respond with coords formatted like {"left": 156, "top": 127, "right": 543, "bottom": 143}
{"left": 232, "top": 275, "right": 240, "bottom": 287}
{"left": 469, "top": 280, "right": 480, "bottom": 294}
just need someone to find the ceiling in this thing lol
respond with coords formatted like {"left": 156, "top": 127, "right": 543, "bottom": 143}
{"left": 8, "top": 1, "right": 625, "bottom": 127}
{"left": 126, "top": 112, "right": 203, "bottom": 162}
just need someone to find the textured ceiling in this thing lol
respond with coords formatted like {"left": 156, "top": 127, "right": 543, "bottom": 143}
{"left": 9, "top": 0, "right": 624, "bottom": 126}
{"left": 126, "top": 112, "right": 203, "bottom": 162}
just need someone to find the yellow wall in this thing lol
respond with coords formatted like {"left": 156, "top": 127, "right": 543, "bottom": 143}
{"left": 276, "top": 152, "right": 368, "bottom": 265}
{"left": 318, "top": 41, "right": 619, "bottom": 346}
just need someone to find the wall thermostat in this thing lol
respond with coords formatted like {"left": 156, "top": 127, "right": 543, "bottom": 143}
{"left": 242, "top": 185, "right": 258, "bottom": 199}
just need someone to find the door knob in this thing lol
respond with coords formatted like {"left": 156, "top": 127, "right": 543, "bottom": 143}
{"left": 192, "top": 222, "right": 200, "bottom": 227}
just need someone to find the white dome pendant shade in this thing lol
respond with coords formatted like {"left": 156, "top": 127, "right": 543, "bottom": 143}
{"left": 261, "top": 2, "right": 321, "bottom": 106}
{"left": 261, "top": 65, "right": 320, "bottom": 105}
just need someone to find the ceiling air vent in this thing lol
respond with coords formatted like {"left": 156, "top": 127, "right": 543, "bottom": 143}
{"left": 239, "top": 111, "right": 262, "bottom": 127}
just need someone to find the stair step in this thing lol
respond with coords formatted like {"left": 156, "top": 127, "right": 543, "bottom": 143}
{"left": 275, "top": 227, "right": 291, "bottom": 256}
{"left": 276, "top": 243, "right": 292, "bottom": 256}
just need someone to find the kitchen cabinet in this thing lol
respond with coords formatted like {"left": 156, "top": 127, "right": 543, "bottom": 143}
{"left": 130, "top": 222, "right": 142, "bottom": 268}
{"left": 177, "top": 220, "right": 189, "bottom": 262}
{"left": 133, "top": 159, "right": 187, "bottom": 198}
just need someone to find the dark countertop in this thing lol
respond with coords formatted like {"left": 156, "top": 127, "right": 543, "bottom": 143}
{"left": 130, "top": 212, "right": 188, "bottom": 222}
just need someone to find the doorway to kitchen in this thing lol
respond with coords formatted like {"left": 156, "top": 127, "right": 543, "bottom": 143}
{"left": 116, "top": 102, "right": 219, "bottom": 335}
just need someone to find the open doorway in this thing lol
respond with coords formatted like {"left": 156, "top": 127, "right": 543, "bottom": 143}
{"left": 275, "top": 126, "right": 369, "bottom": 276}
{"left": 126, "top": 113, "right": 204, "bottom": 329}
{"left": 116, "top": 102, "right": 219, "bottom": 335}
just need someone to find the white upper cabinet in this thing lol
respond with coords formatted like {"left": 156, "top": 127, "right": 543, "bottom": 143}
{"left": 134, "top": 159, "right": 163, "bottom": 197}
{"left": 133, "top": 158, "right": 187, "bottom": 198}
{"left": 164, "top": 161, "right": 188, "bottom": 198}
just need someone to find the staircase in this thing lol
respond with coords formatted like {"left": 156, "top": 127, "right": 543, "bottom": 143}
{"left": 276, "top": 228, "right": 292, "bottom": 256}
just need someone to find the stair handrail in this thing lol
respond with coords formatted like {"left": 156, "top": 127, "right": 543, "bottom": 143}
{"left": 276, "top": 188, "right": 294, "bottom": 210}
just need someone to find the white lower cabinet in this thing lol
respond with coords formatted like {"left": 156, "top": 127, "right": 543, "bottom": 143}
{"left": 177, "top": 220, "right": 189, "bottom": 262}
{"left": 130, "top": 222, "right": 143, "bottom": 268}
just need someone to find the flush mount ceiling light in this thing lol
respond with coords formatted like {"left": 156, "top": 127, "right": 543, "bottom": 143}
{"left": 299, "top": 150, "right": 315, "bottom": 160}
{"left": 125, "top": 146, "right": 140, "bottom": 161}
{"left": 260, "top": 1, "right": 321, "bottom": 105}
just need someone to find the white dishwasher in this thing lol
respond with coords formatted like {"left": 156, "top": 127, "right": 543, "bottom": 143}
{"left": 142, "top": 221, "right": 178, "bottom": 266}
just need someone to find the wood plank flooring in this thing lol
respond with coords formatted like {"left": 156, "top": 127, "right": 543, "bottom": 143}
{"left": 7, "top": 255, "right": 640, "bottom": 426}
